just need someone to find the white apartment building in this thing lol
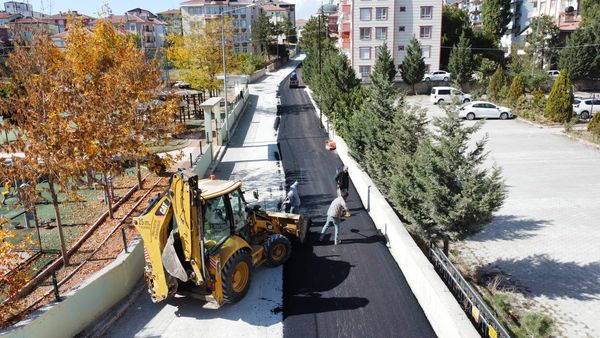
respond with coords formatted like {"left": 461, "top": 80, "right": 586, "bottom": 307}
{"left": 507, "top": 0, "right": 580, "bottom": 48}
{"left": 180, "top": 0, "right": 263, "bottom": 54}
{"left": 339, "top": 0, "right": 442, "bottom": 81}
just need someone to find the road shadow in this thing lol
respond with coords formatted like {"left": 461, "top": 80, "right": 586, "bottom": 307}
{"left": 283, "top": 230, "right": 366, "bottom": 318}
{"left": 485, "top": 254, "right": 600, "bottom": 300}
{"left": 470, "top": 215, "right": 550, "bottom": 242}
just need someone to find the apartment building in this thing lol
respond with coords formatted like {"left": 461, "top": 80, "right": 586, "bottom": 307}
{"left": 4, "top": 1, "right": 45, "bottom": 18}
{"left": 181, "top": 0, "right": 261, "bottom": 54}
{"left": 496, "top": 0, "right": 581, "bottom": 51}
{"left": 107, "top": 8, "right": 167, "bottom": 50}
{"left": 339, "top": 0, "right": 442, "bottom": 80}
{"left": 158, "top": 9, "right": 183, "bottom": 36}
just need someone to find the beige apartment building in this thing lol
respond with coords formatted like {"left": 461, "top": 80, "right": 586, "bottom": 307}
{"left": 338, "top": 0, "right": 442, "bottom": 80}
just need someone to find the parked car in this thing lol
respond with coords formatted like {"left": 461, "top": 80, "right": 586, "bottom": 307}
{"left": 459, "top": 101, "right": 514, "bottom": 120}
{"left": 430, "top": 87, "right": 472, "bottom": 104}
{"left": 573, "top": 98, "right": 600, "bottom": 119}
{"left": 423, "top": 71, "right": 451, "bottom": 82}
{"left": 547, "top": 70, "right": 560, "bottom": 78}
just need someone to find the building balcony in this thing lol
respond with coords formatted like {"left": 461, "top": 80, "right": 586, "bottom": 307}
{"left": 340, "top": 31, "right": 350, "bottom": 39}
{"left": 341, "top": 4, "right": 351, "bottom": 15}
{"left": 342, "top": 40, "right": 350, "bottom": 49}
{"left": 341, "top": 22, "right": 350, "bottom": 32}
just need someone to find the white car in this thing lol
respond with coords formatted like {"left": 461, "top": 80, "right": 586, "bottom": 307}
{"left": 459, "top": 101, "right": 514, "bottom": 120}
{"left": 430, "top": 87, "right": 472, "bottom": 104}
{"left": 547, "top": 70, "right": 560, "bottom": 78}
{"left": 573, "top": 98, "right": 600, "bottom": 119}
{"left": 423, "top": 71, "right": 451, "bottom": 82}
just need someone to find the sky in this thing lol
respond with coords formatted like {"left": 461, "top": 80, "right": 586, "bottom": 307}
{"left": 27, "top": 0, "right": 322, "bottom": 19}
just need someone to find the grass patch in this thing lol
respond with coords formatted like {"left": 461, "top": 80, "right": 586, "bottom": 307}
{"left": 149, "top": 139, "right": 189, "bottom": 154}
{"left": 567, "top": 129, "right": 600, "bottom": 146}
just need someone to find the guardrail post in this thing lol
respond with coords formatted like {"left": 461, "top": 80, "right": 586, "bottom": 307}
{"left": 51, "top": 272, "right": 61, "bottom": 302}
{"left": 121, "top": 228, "right": 128, "bottom": 253}
{"left": 190, "top": 153, "right": 193, "bottom": 168}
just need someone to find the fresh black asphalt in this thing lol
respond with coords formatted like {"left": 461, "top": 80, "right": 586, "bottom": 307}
{"left": 278, "top": 68, "right": 436, "bottom": 338}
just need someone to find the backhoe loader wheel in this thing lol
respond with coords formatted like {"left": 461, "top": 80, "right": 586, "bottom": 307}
{"left": 222, "top": 250, "right": 253, "bottom": 303}
{"left": 264, "top": 234, "right": 292, "bottom": 267}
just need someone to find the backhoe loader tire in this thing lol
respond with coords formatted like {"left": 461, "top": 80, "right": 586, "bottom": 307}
{"left": 222, "top": 250, "right": 253, "bottom": 303}
{"left": 264, "top": 234, "right": 292, "bottom": 267}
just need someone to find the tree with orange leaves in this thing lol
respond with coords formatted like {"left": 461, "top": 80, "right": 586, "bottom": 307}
{"left": 0, "top": 223, "right": 34, "bottom": 323}
{"left": 0, "top": 33, "right": 86, "bottom": 266}
{"left": 167, "top": 18, "right": 239, "bottom": 94}
{"left": 63, "top": 19, "right": 176, "bottom": 202}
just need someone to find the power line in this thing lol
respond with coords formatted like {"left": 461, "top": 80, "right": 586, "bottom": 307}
{"left": 440, "top": 43, "right": 600, "bottom": 51}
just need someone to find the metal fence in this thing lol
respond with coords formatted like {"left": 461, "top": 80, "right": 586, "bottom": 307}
{"left": 429, "top": 244, "right": 511, "bottom": 338}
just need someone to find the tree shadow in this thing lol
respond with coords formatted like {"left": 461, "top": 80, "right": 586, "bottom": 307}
{"left": 485, "top": 254, "right": 600, "bottom": 300}
{"left": 470, "top": 215, "right": 550, "bottom": 242}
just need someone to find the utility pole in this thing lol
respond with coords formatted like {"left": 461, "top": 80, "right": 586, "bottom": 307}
{"left": 221, "top": 13, "right": 229, "bottom": 144}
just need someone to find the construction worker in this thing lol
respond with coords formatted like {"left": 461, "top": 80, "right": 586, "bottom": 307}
{"left": 283, "top": 180, "right": 300, "bottom": 213}
{"left": 319, "top": 191, "right": 350, "bottom": 245}
{"left": 334, "top": 166, "right": 350, "bottom": 197}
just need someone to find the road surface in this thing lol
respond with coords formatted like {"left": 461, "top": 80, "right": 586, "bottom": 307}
{"left": 278, "top": 69, "right": 436, "bottom": 338}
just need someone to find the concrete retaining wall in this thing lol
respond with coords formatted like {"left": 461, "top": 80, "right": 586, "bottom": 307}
{"left": 305, "top": 88, "right": 479, "bottom": 338}
{"left": 1, "top": 239, "right": 144, "bottom": 338}
{"left": 248, "top": 69, "right": 267, "bottom": 83}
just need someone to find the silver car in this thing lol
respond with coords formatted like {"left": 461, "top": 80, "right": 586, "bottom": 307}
{"left": 459, "top": 101, "right": 514, "bottom": 120}
{"left": 423, "top": 71, "right": 451, "bottom": 82}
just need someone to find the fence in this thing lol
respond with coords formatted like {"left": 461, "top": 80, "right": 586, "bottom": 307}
{"left": 429, "top": 244, "right": 511, "bottom": 338}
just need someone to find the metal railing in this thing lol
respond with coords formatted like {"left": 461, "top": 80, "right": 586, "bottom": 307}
{"left": 429, "top": 244, "right": 511, "bottom": 338}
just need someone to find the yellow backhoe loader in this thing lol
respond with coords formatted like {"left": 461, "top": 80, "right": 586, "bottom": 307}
{"left": 133, "top": 171, "right": 308, "bottom": 307}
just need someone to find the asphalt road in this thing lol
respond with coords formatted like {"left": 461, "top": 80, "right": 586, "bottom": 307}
{"left": 278, "top": 69, "right": 436, "bottom": 338}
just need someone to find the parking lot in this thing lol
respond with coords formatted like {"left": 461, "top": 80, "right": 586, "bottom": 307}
{"left": 407, "top": 95, "right": 600, "bottom": 337}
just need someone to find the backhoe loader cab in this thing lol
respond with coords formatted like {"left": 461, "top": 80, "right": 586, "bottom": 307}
{"left": 133, "top": 172, "right": 308, "bottom": 307}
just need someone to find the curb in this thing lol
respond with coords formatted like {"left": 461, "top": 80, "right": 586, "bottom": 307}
{"left": 561, "top": 130, "right": 600, "bottom": 150}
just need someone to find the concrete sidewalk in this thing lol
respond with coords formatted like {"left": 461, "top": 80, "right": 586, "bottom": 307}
{"left": 104, "top": 59, "right": 301, "bottom": 338}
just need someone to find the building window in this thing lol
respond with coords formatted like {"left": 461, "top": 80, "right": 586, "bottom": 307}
{"left": 375, "top": 27, "right": 387, "bottom": 39}
{"left": 360, "top": 27, "right": 371, "bottom": 40}
{"left": 235, "top": 47, "right": 241, "bottom": 53}
{"left": 421, "top": 45, "right": 431, "bottom": 58}
{"left": 360, "top": 8, "right": 372, "bottom": 21}
{"left": 359, "top": 47, "right": 371, "bottom": 60}
{"left": 375, "top": 7, "right": 388, "bottom": 20}
{"left": 130, "top": 24, "right": 136, "bottom": 31}
{"left": 359, "top": 66, "right": 371, "bottom": 77}
{"left": 399, "top": 6, "right": 406, "bottom": 12}
{"left": 420, "top": 6, "right": 433, "bottom": 19}
{"left": 375, "top": 46, "right": 381, "bottom": 57}
{"left": 398, "top": 45, "right": 405, "bottom": 51}
{"left": 242, "top": 47, "right": 248, "bottom": 53}
{"left": 399, "top": 26, "right": 405, "bottom": 32}
{"left": 419, "top": 26, "right": 432, "bottom": 38}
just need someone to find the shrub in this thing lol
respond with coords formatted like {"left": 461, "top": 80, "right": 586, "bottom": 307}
{"left": 487, "top": 65, "right": 504, "bottom": 101}
{"left": 507, "top": 75, "right": 525, "bottom": 105}
{"left": 588, "top": 112, "right": 600, "bottom": 138}
{"left": 517, "top": 311, "right": 554, "bottom": 338}
{"left": 544, "top": 69, "right": 573, "bottom": 123}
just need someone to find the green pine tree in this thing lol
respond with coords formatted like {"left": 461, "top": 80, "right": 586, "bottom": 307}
{"left": 372, "top": 42, "right": 396, "bottom": 82}
{"left": 558, "top": 17, "right": 600, "bottom": 80}
{"left": 545, "top": 69, "right": 573, "bottom": 123}
{"left": 400, "top": 37, "right": 426, "bottom": 95}
{"left": 507, "top": 74, "right": 525, "bottom": 105}
{"left": 392, "top": 109, "right": 506, "bottom": 255}
{"left": 448, "top": 32, "right": 475, "bottom": 87}
{"left": 487, "top": 66, "right": 504, "bottom": 101}
{"left": 481, "top": 0, "right": 512, "bottom": 41}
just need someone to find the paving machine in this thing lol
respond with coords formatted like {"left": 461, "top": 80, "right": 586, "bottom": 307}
{"left": 133, "top": 171, "right": 308, "bottom": 307}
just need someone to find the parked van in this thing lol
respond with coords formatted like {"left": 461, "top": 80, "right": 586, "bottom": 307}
{"left": 430, "top": 87, "right": 472, "bottom": 104}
